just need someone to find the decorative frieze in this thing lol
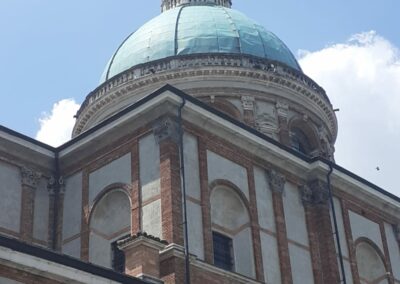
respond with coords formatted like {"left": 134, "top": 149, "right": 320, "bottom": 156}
{"left": 21, "top": 167, "right": 41, "bottom": 188}
{"left": 266, "top": 169, "right": 286, "bottom": 193}
{"left": 300, "top": 179, "right": 330, "bottom": 205}
{"left": 153, "top": 116, "right": 180, "bottom": 144}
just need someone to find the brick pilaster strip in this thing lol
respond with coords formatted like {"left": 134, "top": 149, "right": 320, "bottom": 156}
{"left": 20, "top": 167, "right": 41, "bottom": 243}
{"left": 159, "top": 138, "right": 183, "bottom": 245}
{"left": 246, "top": 166, "right": 265, "bottom": 282}
{"left": 341, "top": 200, "right": 360, "bottom": 283}
{"left": 268, "top": 170, "right": 293, "bottom": 284}
{"left": 303, "top": 204, "right": 324, "bottom": 283}
{"left": 131, "top": 140, "right": 141, "bottom": 234}
{"left": 198, "top": 138, "right": 213, "bottom": 264}
{"left": 301, "top": 182, "right": 340, "bottom": 283}
{"left": 80, "top": 169, "right": 90, "bottom": 261}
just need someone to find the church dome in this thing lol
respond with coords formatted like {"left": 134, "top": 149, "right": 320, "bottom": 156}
{"left": 100, "top": 4, "right": 301, "bottom": 82}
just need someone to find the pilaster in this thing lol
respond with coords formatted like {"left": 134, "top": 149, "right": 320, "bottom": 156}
{"left": 301, "top": 180, "right": 339, "bottom": 283}
{"left": 276, "top": 101, "right": 290, "bottom": 146}
{"left": 20, "top": 167, "right": 41, "bottom": 243}
{"left": 241, "top": 96, "right": 255, "bottom": 127}
{"left": 267, "top": 169, "right": 293, "bottom": 284}
{"left": 153, "top": 117, "right": 184, "bottom": 245}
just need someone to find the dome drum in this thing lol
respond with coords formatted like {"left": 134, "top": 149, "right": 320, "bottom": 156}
{"left": 73, "top": 52, "right": 337, "bottom": 148}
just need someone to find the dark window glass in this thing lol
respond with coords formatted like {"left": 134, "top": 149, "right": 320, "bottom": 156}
{"left": 290, "top": 128, "right": 311, "bottom": 155}
{"left": 213, "top": 231, "right": 234, "bottom": 271}
{"left": 111, "top": 236, "right": 128, "bottom": 273}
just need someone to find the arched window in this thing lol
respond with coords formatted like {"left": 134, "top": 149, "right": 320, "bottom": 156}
{"left": 210, "top": 185, "right": 255, "bottom": 278}
{"left": 290, "top": 127, "right": 312, "bottom": 155}
{"left": 89, "top": 190, "right": 131, "bottom": 270}
{"left": 355, "top": 240, "right": 389, "bottom": 284}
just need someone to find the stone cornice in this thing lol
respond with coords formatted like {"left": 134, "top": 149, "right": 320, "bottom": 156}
{"left": 74, "top": 54, "right": 336, "bottom": 138}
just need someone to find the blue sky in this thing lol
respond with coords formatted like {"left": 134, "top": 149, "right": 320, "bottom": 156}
{"left": 0, "top": 0, "right": 399, "bottom": 193}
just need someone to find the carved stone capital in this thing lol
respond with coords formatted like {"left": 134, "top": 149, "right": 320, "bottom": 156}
{"left": 276, "top": 101, "right": 289, "bottom": 118}
{"left": 21, "top": 167, "right": 41, "bottom": 188}
{"left": 267, "top": 169, "right": 286, "bottom": 194}
{"left": 301, "top": 179, "right": 330, "bottom": 206}
{"left": 241, "top": 96, "right": 255, "bottom": 111}
{"left": 152, "top": 116, "right": 180, "bottom": 144}
{"left": 47, "top": 176, "right": 65, "bottom": 195}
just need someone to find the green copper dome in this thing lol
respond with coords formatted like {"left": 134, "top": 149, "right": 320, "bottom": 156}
{"left": 101, "top": 5, "right": 301, "bottom": 82}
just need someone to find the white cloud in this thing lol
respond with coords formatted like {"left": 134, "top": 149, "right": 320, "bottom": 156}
{"left": 299, "top": 31, "right": 400, "bottom": 195}
{"left": 36, "top": 99, "right": 80, "bottom": 147}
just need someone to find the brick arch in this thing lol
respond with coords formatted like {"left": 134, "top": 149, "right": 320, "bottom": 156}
{"left": 89, "top": 183, "right": 132, "bottom": 222}
{"left": 202, "top": 98, "right": 242, "bottom": 121}
{"left": 354, "top": 237, "right": 390, "bottom": 283}
{"left": 354, "top": 237, "right": 388, "bottom": 270}
{"left": 209, "top": 179, "right": 251, "bottom": 214}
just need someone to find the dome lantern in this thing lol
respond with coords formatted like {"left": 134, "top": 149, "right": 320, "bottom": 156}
{"left": 161, "top": 0, "right": 232, "bottom": 12}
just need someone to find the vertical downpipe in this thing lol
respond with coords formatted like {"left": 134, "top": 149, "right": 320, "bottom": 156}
{"left": 178, "top": 97, "right": 190, "bottom": 284}
{"left": 327, "top": 163, "right": 347, "bottom": 283}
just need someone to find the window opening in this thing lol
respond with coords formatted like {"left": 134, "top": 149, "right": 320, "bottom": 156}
{"left": 213, "top": 231, "right": 234, "bottom": 271}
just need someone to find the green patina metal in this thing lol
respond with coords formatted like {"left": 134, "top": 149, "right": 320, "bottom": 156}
{"left": 101, "top": 5, "right": 301, "bottom": 82}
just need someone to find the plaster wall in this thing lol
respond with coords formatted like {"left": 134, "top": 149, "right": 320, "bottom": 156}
{"left": 349, "top": 210, "right": 383, "bottom": 251}
{"left": 142, "top": 199, "right": 162, "bottom": 238}
{"left": 89, "top": 191, "right": 131, "bottom": 268}
{"left": 283, "top": 182, "right": 309, "bottom": 246}
{"left": 183, "top": 133, "right": 201, "bottom": 200}
{"left": 139, "top": 134, "right": 160, "bottom": 201}
{"left": 33, "top": 178, "right": 49, "bottom": 242}
{"left": 384, "top": 222, "right": 400, "bottom": 280}
{"left": 62, "top": 237, "right": 81, "bottom": 259}
{"left": 62, "top": 172, "right": 82, "bottom": 240}
{"left": 260, "top": 232, "right": 281, "bottom": 284}
{"left": 288, "top": 243, "right": 314, "bottom": 284}
{"left": 0, "top": 277, "right": 23, "bottom": 284}
{"left": 233, "top": 227, "right": 255, "bottom": 278}
{"left": 89, "top": 232, "right": 111, "bottom": 268}
{"left": 207, "top": 150, "right": 249, "bottom": 199}
{"left": 254, "top": 166, "right": 275, "bottom": 232}
{"left": 0, "top": 161, "right": 21, "bottom": 233}
{"left": 187, "top": 200, "right": 204, "bottom": 260}
{"left": 330, "top": 197, "right": 349, "bottom": 257}
{"left": 89, "top": 154, "right": 131, "bottom": 205}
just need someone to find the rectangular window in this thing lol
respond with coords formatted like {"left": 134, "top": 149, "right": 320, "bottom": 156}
{"left": 213, "top": 231, "right": 234, "bottom": 271}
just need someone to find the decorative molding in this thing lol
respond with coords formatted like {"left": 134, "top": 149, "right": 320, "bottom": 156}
{"left": 266, "top": 169, "right": 286, "bottom": 193}
{"left": 47, "top": 176, "right": 65, "bottom": 195}
{"left": 276, "top": 100, "right": 289, "bottom": 118}
{"left": 241, "top": 95, "right": 255, "bottom": 111}
{"left": 20, "top": 167, "right": 41, "bottom": 188}
{"left": 301, "top": 179, "right": 329, "bottom": 205}
{"left": 73, "top": 54, "right": 336, "bottom": 137}
{"left": 152, "top": 116, "right": 180, "bottom": 144}
{"left": 254, "top": 113, "right": 278, "bottom": 138}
